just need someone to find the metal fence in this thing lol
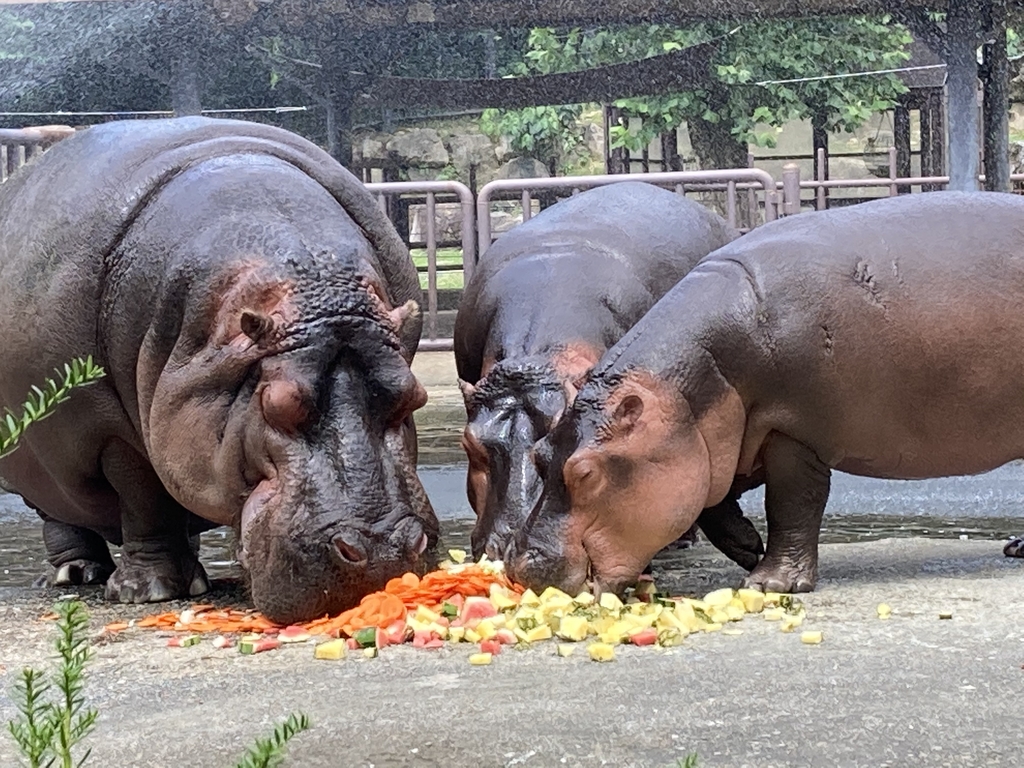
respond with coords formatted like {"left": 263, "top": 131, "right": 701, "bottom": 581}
{"left": 475, "top": 169, "right": 781, "bottom": 258}
{"left": 781, "top": 147, "right": 1024, "bottom": 212}
{"left": 365, "top": 181, "right": 475, "bottom": 351}
{"left": 11, "top": 127, "right": 1024, "bottom": 353}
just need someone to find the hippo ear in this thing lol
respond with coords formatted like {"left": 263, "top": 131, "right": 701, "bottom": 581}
{"left": 458, "top": 378, "right": 478, "bottom": 407}
{"left": 240, "top": 310, "right": 275, "bottom": 345}
{"left": 389, "top": 299, "right": 421, "bottom": 335}
{"left": 610, "top": 394, "right": 645, "bottom": 435}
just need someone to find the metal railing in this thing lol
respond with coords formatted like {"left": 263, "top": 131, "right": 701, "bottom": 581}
{"left": 365, "top": 181, "right": 475, "bottom": 352}
{"left": 784, "top": 147, "right": 1024, "bottom": 212}
{"left": 475, "top": 169, "right": 780, "bottom": 258}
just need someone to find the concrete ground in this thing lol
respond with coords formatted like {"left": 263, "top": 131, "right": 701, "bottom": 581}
{"left": 2, "top": 351, "right": 1023, "bottom": 767}
{"left": 1, "top": 539, "right": 1022, "bottom": 768}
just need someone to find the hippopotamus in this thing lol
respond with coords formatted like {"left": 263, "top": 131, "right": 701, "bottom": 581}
{"left": 0, "top": 117, "right": 437, "bottom": 624}
{"left": 454, "top": 181, "right": 764, "bottom": 570}
{"left": 505, "top": 190, "right": 1024, "bottom": 596}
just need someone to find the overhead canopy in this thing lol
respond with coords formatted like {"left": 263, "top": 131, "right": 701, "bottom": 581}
{"left": 0, "top": 0, "right": 948, "bottom": 31}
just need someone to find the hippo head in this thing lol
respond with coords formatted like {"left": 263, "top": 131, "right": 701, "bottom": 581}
{"left": 458, "top": 359, "right": 571, "bottom": 561}
{"left": 506, "top": 369, "right": 718, "bottom": 597}
{"left": 143, "top": 258, "right": 438, "bottom": 625}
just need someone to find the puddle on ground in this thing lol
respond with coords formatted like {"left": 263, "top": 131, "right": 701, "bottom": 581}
{"left": 2, "top": 480, "right": 1020, "bottom": 589}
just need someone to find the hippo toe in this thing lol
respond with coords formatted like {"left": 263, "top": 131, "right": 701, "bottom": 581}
{"left": 105, "top": 541, "right": 210, "bottom": 603}
{"left": 40, "top": 517, "right": 116, "bottom": 586}
{"left": 1005, "top": 537, "right": 1024, "bottom": 557}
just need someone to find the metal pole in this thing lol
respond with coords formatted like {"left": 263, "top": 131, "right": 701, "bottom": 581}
{"left": 947, "top": 0, "right": 981, "bottom": 192}
{"left": 983, "top": 0, "right": 1011, "bottom": 192}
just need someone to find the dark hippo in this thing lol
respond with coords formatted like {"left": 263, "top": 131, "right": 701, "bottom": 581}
{"left": 0, "top": 117, "right": 437, "bottom": 624}
{"left": 506, "top": 191, "right": 1024, "bottom": 596}
{"left": 454, "top": 181, "right": 764, "bottom": 569}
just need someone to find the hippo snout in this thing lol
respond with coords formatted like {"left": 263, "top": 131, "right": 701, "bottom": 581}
{"left": 507, "top": 545, "right": 586, "bottom": 597}
{"left": 472, "top": 520, "right": 515, "bottom": 563}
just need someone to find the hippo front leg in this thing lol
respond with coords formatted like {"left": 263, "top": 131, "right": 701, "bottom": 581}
{"left": 696, "top": 496, "right": 765, "bottom": 572}
{"left": 100, "top": 441, "right": 209, "bottom": 603}
{"left": 741, "top": 433, "right": 830, "bottom": 593}
{"left": 40, "top": 515, "right": 116, "bottom": 586}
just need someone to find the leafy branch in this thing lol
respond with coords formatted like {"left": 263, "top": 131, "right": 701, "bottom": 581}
{"left": 7, "top": 600, "right": 98, "bottom": 768}
{"left": 0, "top": 356, "right": 106, "bottom": 460}
{"left": 233, "top": 713, "right": 311, "bottom": 768}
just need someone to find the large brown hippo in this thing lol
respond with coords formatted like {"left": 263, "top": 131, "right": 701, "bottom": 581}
{"left": 454, "top": 181, "right": 764, "bottom": 569}
{"left": 0, "top": 117, "right": 437, "bottom": 624}
{"left": 506, "top": 191, "right": 1024, "bottom": 596}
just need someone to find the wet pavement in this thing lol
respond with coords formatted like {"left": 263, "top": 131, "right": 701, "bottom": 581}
{"left": 1, "top": 352, "right": 1023, "bottom": 766}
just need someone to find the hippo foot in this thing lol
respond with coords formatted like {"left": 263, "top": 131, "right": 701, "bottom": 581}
{"left": 1004, "top": 537, "right": 1024, "bottom": 558}
{"left": 104, "top": 554, "right": 210, "bottom": 603}
{"left": 740, "top": 557, "right": 816, "bottom": 594}
{"left": 53, "top": 559, "right": 115, "bottom": 586}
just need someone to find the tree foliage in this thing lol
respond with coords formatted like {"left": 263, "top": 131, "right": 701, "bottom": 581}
{"left": 480, "top": 17, "right": 913, "bottom": 168}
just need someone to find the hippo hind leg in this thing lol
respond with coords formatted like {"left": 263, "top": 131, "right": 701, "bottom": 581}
{"left": 100, "top": 440, "right": 209, "bottom": 603}
{"left": 741, "top": 432, "right": 830, "bottom": 593}
{"left": 38, "top": 515, "right": 116, "bottom": 586}
{"left": 1005, "top": 537, "right": 1024, "bottom": 557}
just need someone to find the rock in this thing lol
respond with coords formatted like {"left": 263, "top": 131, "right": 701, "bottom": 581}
{"left": 387, "top": 129, "right": 449, "bottom": 168}
{"left": 353, "top": 135, "right": 389, "bottom": 166}
{"left": 494, "top": 135, "right": 519, "bottom": 163}
{"left": 410, "top": 202, "right": 464, "bottom": 245}
{"left": 495, "top": 157, "right": 549, "bottom": 180}
{"left": 446, "top": 133, "right": 497, "bottom": 171}
{"left": 582, "top": 122, "right": 604, "bottom": 158}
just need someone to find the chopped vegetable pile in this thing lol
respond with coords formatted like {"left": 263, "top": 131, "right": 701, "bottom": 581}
{"left": 92, "top": 551, "right": 819, "bottom": 664}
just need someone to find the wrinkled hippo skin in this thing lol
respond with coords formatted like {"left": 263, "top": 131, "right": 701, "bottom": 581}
{"left": 454, "top": 181, "right": 763, "bottom": 570}
{"left": 0, "top": 117, "right": 437, "bottom": 623}
{"left": 507, "top": 191, "right": 1024, "bottom": 596}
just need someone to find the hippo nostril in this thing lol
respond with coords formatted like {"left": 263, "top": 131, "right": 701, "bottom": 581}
{"left": 332, "top": 535, "right": 368, "bottom": 567}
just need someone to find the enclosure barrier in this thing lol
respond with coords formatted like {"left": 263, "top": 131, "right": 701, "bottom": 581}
{"left": 782, "top": 147, "right": 1024, "bottom": 212}
{"left": 365, "top": 180, "right": 475, "bottom": 352}
{"left": 475, "top": 169, "right": 781, "bottom": 259}
{"left": 0, "top": 128, "right": 58, "bottom": 182}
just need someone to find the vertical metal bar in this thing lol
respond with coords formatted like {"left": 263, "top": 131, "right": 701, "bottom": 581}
{"left": 674, "top": 183, "right": 684, "bottom": 195}
{"left": 726, "top": 181, "right": 737, "bottom": 229}
{"left": 747, "top": 152, "right": 758, "bottom": 227}
{"left": 1, "top": 145, "right": 7, "bottom": 183}
{"left": 782, "top": 163, "right": 801, "bottom": 216}
{"left": 376, "top": 192, "right": 387, "bottom": 215}
{"left": 16, "top": 144, "right": 26, "bottom": 173}
{"left": 476, "top": 192, "right": 492, "bottom": 259}
{"left": 888, "top": 147, "right": 898, "bottom": 197}
{"left": 425, "top": 192, "right": 438, "bottom": 342}
{"left": 460, "top": 188, "right": 476, "bottom": 287}
{"left": 571, "top": 187, "right": 580, "bottom": 196}
{"left": 815, "top": 147, "right": 825, "bottom": 210}
{"left": 521, "top": 190, "right": 532, "bottom": 222}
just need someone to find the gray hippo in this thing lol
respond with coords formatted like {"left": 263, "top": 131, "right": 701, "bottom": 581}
{"left": 454, "top": 181, "right": 764, "bottom": 569}
{"left": 505, "top": 191, "right": 1024, "bottom": 596}
{"left": 0, "top": 117, "right": 437, "bottom": 624}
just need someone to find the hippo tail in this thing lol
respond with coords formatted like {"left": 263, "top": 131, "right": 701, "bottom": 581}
{"left": 0, "top": 116, "right": 423, "bottom": 360}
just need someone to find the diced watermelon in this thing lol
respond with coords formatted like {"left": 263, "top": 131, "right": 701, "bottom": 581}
{"left": 461, "top": 596, "right": 498, "bottom": 621}
{"left": 412, "top": 629, "right": 436, "bottom": 648}
{"left": 447, "top": 594, "right": 465, "bottom": 611}
{"left": 480, "top": 639, "right": 501, "bottom": 656}
{"left": 423, "top": 638, "right": 445, "bottom": 650}
{"left": 494, "top": 628, "right": 517, "bottom": 645}
{"left": 375, "top": 628, "right": 390, "bottom": 649}
{"left": 435, "top": 616, "right": 450, "bottom": 628}
{"left": 629, "top": 627, "right": 658, "bottom": 646}
{"left": 385, "top": 620, "right": 409, "bottom": 645}
{"left": 346, "top": 637, "right": 360, "bottom": 650}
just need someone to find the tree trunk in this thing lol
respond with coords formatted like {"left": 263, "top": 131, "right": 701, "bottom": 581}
{"left": 686, "top": 115, "right": 752, "bottom": 228}
{"left": 325, "top": 89, "right": 352, "bottom": 167}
